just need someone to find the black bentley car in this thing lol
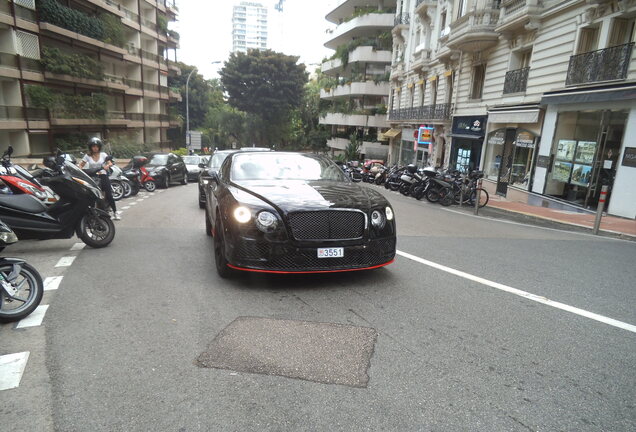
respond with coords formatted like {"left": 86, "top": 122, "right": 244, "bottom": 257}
{"left": 203, "top": 151, "right": 396, "bottom": 277}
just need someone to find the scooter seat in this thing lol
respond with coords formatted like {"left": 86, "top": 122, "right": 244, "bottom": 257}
{"left": 0, "top": 194, "right": 47, "bottom": 214}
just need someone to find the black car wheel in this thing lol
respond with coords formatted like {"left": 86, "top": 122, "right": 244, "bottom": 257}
{"left": 199, "top": 200, "right": 205, "bottom": 209}
{"left": 213, "top": 215, "right": 233, "bottom": 278}
{"left": 163, "top": 174, "right": 170, "bottom": 189}
{"left": 181, "top": 172, "right": 188, "bottom": 185}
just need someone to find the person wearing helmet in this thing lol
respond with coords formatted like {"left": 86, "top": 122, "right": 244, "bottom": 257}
{"left": 78, "top": 137, "right": 120, "bottom": 220}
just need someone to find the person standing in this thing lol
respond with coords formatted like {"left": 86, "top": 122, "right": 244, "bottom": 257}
{"left": 78, "top": 137, "right": 120, "bottom": 220}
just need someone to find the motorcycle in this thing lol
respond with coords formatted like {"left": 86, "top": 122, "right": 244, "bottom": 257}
{"left": 0, "top": 151, "right": 115, "bottom": 248}
{"left": 384, "top": 165, "right": 406, "bottom": 191}
{"left": 0, "top": 147, "right": 57, "bottom": 205}
{"left": 130, "top": 156, "right": 157, "bottom": 192}
{"left": 0, "top": 219, "right": 44, "bottom": 323}
{"left": 108, "top": 164, "right": 133, "bottom": 200}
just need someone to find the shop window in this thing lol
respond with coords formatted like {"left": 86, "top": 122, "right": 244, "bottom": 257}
{"left": 608, "top": 18, "right": 635, "bottom": 47}
{"left": 470, "top": 64, "right": 485, "bottom": 100}
{"left": 576, "top": 27, "right": 599, "bottom": 54}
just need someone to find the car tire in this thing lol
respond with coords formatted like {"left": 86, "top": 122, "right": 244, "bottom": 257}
{"left": 213, "top": 213, "right": 233, "bottom": 279}
{"left": 144, "top": 180, "right": 156, "bottom": 192}
{"left": 163, "top": 174, "right": 170, "bottom": 189}
{"left": 205, "top": 207, "right": 212, "bottom": 236}
{"left": 199, "top": 200, "right": 205, "bottom": 209}
{"left": 181, "top": 172, "right": 188, "bottom": 185}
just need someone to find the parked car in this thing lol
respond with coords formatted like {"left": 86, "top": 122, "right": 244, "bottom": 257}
{"left": 198, "top": 150, "right": 237, "bottom": 208}
{"left": 183, "top": 154, "right": 207, "bottom": 181}
{"left": 145, "top": 153, "right": 188, "bottom": 188}
{"left": 202, "top": 151, "right": 397, "bottom": 278}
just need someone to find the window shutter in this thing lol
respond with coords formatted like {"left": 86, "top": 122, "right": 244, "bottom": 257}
{"left": 15, "top": 31, "right": 40, "bottom": 59}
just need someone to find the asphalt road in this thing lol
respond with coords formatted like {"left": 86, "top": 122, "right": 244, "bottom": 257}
{"left": 1, "top": 183, "right": 635, "bottom": 432}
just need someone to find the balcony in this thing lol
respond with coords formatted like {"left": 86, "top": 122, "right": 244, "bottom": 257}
{"left": 503, "top": 67, "right": 530, "bottom": 94}
{"left": 496, "top": 0, "right": 543, "bottom": 33}
{"left": 325, "top": 13, "right": 394, "bottom": 50}
{"left": 446, "top": 8, "right": 500, "bottom": 52}
{"left": 0, "top": 105, "right": 27, "bottom": 129}
{"left": 388, "top": 104, "right": 453, "bottom": 122}
{"left": 320, "top": 112, "right": 390, "bottom": 128}
{"left": 566, "top": 43, "right": 634, "bottom": 86}
{"left": 394, "top": 13, "right": 410, "bottom": 27}
{"left": 327, "top": 137, "right": 389, "bottom": 157}
{"left": 320, "top": 81, "right": 390, "bottom": 100}
{"left": 321, "top": 46, "right": 392, "bottom": 75}
{"left": 411, "top": 47, "right": 432, "bottom": 72}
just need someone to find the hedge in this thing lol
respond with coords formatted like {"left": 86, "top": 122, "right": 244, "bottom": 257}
{"left": 25, "top": 85, "right": 107, "bottom": 119}
{"left": 41, "top": 46, "right": 104, "bottom": 80}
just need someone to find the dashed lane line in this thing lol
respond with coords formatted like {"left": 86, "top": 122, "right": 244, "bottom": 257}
{"left": 0, "top": 352, "right": 29, "bottom": 391}
{"left": 43, "top": 276, "right": 63, "bottom": 291}
{"left": 129, "top": 202, "right": 137, "bottom": 206}
{"left": 122, "top": 206, "right": 131, "bottom": 210}
{"left": 55, "top": 256, "right": 76, "bottom": 267}
{"left": 396, "top": 249, "right": 636, "bottom": 334}
{"left": 70, "top": 243, "right": 86, "bottom": 251}
{"left": 16, "top": 305, "right": 49, "bottom": 329}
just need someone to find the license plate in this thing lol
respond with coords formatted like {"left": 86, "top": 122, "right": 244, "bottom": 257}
{"left": 317, "top": 247, "right": 344, "bottom": 258}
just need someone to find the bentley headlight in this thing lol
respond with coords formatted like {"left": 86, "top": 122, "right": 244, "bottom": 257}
{"left": 385, "top": 206, "right": 394, "bottom": 221}
{"left": 233, "top": 206, "right": 251, "bottom": 223}
{"left": 0, "top": 230, "right": 18, "bottom": 244}
{"left": 256, "top": 211, "right": 277, "bottom": 232}
{"left": 371, "top": 210, "right": 386, "bottom": 229}
{"left": 200, "top": 179, "right": 209, "bottom": 185}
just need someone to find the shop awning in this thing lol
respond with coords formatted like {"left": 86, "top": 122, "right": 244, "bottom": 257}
{"left": 541, "top": 83, "right": 636, "bottom": 105}
{"left": 383, "top": 128, "right": 402, "bottom": 138}
{"left": 488, "top": 108, "right": 541, "bottom": 124}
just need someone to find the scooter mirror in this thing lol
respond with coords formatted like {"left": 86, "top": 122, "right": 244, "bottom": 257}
{"left": 7, "top": 146, "right": 13, "bottom": 156}
{"left": 43, "top": 156, "right": 57, "bottom": 169}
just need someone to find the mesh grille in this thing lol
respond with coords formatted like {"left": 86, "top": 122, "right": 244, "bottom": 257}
{"left": 14, "top": 0, "right": 35, "bottom": 10}
{"left": 288, "top": 211, "right": 365, "bottom": 240}
{"left": 16, "top": 31, "right": 40, "bottom": 59}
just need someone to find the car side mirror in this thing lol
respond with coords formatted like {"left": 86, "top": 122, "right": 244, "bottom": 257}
{"left": 207, "top": 169, "right": 219, "bottom": 182}
{"left": 198, "top": 163, "right": 206, "bottom": 168}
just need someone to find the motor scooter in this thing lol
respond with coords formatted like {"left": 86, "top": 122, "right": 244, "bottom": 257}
{"left": 0, "top": 147, "right": 57, "bottom": 205}
{"left": 0, "top": 219, "right": 44, "bottom": 322}
{"left": 0, "top": 151, "right": 115, "bottom": 248}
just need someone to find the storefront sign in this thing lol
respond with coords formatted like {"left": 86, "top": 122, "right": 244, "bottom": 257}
{"left": 515, "top": 131, "right": 535, "bottom": 148}
{"left": 488, "top": 129, "right": 505, "bottom": 146}
{"left": 452, "top": 116, "right": 487, "bottom": 136}
{"left": 622, "top": 147, "right": 636, "bottom": 167}
{"left": 536, "top": 155, "right": 551, "bottom": 168}
{"left": 418, "top": 126, "right": 433, "bottom": 144}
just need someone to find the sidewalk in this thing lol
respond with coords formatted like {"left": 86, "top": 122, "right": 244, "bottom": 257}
{"left": 485, "top": 193, "right": 636, "bottom": 238}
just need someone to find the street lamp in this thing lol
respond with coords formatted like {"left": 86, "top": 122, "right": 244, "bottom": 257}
{"left": 185, "top": 61, "right": 223, "bottom": 151}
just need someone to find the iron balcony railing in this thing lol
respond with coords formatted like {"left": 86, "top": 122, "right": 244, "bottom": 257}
{"left": 388, "top": 104, "right": 454, "bottom": 121}
{"left": 394, "top": 13, "right": 410, "bottom": 26}
{"left": 503, "top": 67, "right": 530, "bottom": 94}
{"left": 566, "top": 42, "right": 634, "bottom": 86}
{"left": 0, "top": 106, "right": 24, "bottom": 120}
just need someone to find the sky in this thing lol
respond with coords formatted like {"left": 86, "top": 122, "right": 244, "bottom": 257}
{"left": 173, "top": 0, "right": 339, "bottom": 80}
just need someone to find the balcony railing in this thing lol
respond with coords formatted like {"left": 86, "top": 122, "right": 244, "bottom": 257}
{"left": 0, "top": 52, "right": 18, "bottom": 68}
{"left": 19, "top": 57, "right": 42, "bottom": 72}
{"left": 502, "top": 0, "right": 526, "bottom": 16}
{"left": 566, "top": 43, "right": 634, "bottom": 86}
{"left": 503, "top": 67, "right": 530, "bottom": 94}
{"left": 14, "top": 4, "right": 36, "bottom": 22}
{"left": 140, "top": 49, "right": 162, "bottom": 63}
{"left": 389, "top": 104, "right": 453, "bottom": 121}
{"left": 1, "top": 0, "right": 10, "bottom": 15}
{"left": 126, "top": 112, "right": 144, "bottom": 121}
{"left": 25, "top": 107, "right": 48, "bottom": 121}
{"left": 394, "top": 13, "right": 410, "bottom": 26}
{"left": 0, "top": 106, "right": 24, "bottom": 120}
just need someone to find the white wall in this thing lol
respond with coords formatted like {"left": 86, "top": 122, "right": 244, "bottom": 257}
{"left": 608, "top": 109, "right": 636, "bottom": 219}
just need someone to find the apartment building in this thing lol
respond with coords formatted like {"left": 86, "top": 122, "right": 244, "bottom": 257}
{"left": 232, "top": 1, "right": 268, "bottom": 53}
{"left": 389, "top": 0, "right": 636, "bottom": 218}
{"left": 0, "top": 0, "right": 182, "bottom": 156}
{"left": 320, "top": 0, "right": 396, "bottom": 161}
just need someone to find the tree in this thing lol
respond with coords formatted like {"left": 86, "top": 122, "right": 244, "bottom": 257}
{"left": 219, "top": 49, "right": 308, "bottom": 146}
{"left": 345, "top": 133, "right": 361, "bottom": 161}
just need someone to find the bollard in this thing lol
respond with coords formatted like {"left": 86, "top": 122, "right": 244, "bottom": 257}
{"left": 473, "top": 178, "right": 483, "bottom": 216}
{"left": 593, "top": 185, "right": 609, "bottom": 235}
{"left": 459, "top": 182, "right": 464, "bottom": 207}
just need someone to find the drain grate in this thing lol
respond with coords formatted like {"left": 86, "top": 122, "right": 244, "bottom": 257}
{"left": 196, "top": 317, "right": 377, "bottom": 388}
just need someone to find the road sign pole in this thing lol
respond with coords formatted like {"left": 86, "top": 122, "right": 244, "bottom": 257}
{"left": 593, "top": 185, "right": 609, "bottom": 235}
{"left": 473, "top": 178, "right": 482, "bottom": 216}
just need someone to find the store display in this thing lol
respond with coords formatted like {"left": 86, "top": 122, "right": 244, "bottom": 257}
{"left": 574, "top": 141, "right": 597, "bottom": 164}
{"left": 552, "top": 161, "right": 572, "bottom": 182}
{"left": 556, "top": 140, "right": 576, "bottom": 161}
{"left": 570, "top": 164, "right": 592, "bottom": 186}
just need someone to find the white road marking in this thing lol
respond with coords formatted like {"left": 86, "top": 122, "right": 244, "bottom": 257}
{"left": 16, "top": 305, "right": 49, "bottom": 329}
{"left": 122, "top": 206, "right": 131, "bottom": 210}
{"left": 396, "top": 250, "right": 636, "bottom": 334}
{"left": 0, "top": 352, "right": 29, "bottom": 391}
{"left": 136, "top": 199, "right": 144, "bottom": 202}
{"left": 70, "top": 243, "right": 86, "bottom": 251}
{"left": 43, "top": 276, "right": 63, "bottom": 291}
{"left": 130, "top": 202, "right": 137, "bottom": 206}
{"left": 55, "top": 256, "right": 75, "bottom": 267}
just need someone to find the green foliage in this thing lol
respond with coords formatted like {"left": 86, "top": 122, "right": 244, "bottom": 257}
{"left": 25, "top": 85, "right": 107, "bottom": 119}
{"left": 345, "top": 133, "right": 361, "bottom": 161}
{"left": 157, "top": 14, "right": 168, "bottom": 34}
{"left": 107, "top": 135, "right": 153, "bottom": 158}
{"left": 99, "top": 13, "right": 125, "bottom": 47}
{"left": 53, "top": 132, "right": 89, "bottom": 153}
{"left": 329, "top": 31, "right": 393, "bottom": 66}
{"left": 167, "top": 29, "right": 180, "bottom": 40}
{"left": 172, "top": 147, "right": 188, "bottom": 156}
{"left": 41, "top": 46, "right": 104, "bottom": 80}
{"left": 36, "top": 0, "right": 125, "bottom": 47}
{"left": 343, "top": 7, "right": 395, "bottom": 23}
{"left": 220, "top": 49, "right": 308, "bottom": 146}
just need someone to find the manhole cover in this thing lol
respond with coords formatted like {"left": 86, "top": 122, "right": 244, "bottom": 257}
{"left": 196, "top": 317, "right": 377, "bottom": 388}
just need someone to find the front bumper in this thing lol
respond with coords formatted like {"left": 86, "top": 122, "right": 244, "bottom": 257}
{"left": 227, "top": 237, "right": 396, "bottom": 273}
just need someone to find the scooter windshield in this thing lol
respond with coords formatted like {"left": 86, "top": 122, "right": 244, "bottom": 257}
{"left": 64, "top": 161, "right": 100, "bottom": 189}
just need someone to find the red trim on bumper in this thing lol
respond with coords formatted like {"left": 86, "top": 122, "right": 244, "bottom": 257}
{"left": 227, "top": 259, "right": 395, "bottom": 274}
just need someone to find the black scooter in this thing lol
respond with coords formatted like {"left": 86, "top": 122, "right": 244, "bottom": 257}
{"left": 0, "top": 152, "right": 115, "bottom": 248}
{"left": 0, "top": 219, "right": 44, "bottom": 322}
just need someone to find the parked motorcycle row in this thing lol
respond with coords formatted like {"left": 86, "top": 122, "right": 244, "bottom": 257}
{"left": 340, "top": 160, "right": 490, "bottom": 208}
{"left": 0, "top": 146, "right": 120, "bottom": 323}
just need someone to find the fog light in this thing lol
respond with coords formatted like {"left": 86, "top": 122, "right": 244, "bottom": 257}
{"left": 371, "top": 210, "right": 385, "bottom": 229}
{"left": 385, "top": 206, "right": 394, "bottom": 221}
{"left": 233, "top": 206, "right": 251, "bottom": 223}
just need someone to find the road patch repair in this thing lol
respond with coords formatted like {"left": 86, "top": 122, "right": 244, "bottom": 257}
{"left": 196, "top": 317, "right": 377, "bottom": 387}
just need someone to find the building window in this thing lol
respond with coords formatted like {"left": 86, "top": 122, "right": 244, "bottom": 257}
{"left": 445, "top": 72, "right": 453, "bottom": 105}
{"left": 576, "top": 27, "right": 599, "bottom": 54}
{"left": 470, "top": 64, "right": 485, "bottom": 100}
{"left": 608, "top": 18, "right": 635, "bottom": 47}
{"left": 457, "top": 0, "right": 467, "bottom": 18}
{"left": 409, "top": 85, "right": 415, "bottom": 107}
{"left": 430, "top": 78, "right": 437, "bottom": 105}
{"left": 419, "top": 82, "right": 425, "bottom": 106}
